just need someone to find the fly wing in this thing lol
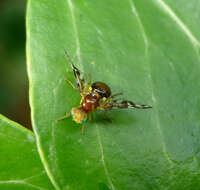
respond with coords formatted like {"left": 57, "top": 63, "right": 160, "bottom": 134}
{"left": 64, "top": 50, "right": 84, "bottom": 92}
{"left": 99, "top": 99, "right": 152, "bottom": 111}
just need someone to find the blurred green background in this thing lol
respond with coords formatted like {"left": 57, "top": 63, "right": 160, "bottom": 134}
{"left": 0, "top": 0, "right": 31, "bottom": 129}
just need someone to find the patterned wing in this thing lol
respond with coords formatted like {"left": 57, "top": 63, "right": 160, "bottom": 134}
{"left": 98, "top": 99, "right": 152, "bottom": 111}
{"left": 64, "top": 50, "right": 84, "bottom": 92}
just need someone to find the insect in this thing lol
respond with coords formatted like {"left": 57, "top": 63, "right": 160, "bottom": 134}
{"left": 56, "top": 50, "right": 152, "bottom": 133}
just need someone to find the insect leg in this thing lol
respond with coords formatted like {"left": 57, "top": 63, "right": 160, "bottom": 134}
{"left": 88, "top": 112, "right": 92, "bottom": 121}
{"left": 99, "top": 92, "right": 122, "bottom": 105}
{"left": 103, "top": 111, "right": 113, "bottom": 123}
{"left": 109, "top": 92, "right": 123, "bottom": 99}
{"left": 56, "top": 111, "right": 71, "bottom": 122}
{"left": 87, "top": 73, "right": 92, "bottom": 86}
{"left": 81, "top": 123, "right": 86, "bottom": 134}
{"left": 65, "top": 78, "right": 77, "bottom": 90}
{"left": 81, "top": 73, "right": 92, "bottom": 96}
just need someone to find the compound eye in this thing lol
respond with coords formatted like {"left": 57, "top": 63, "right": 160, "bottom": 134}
{"left": 91, "top": 82, "right": 111, "bottom": 98}
{"left": 81, "top": 115, "right": 87, "bottom": 123}
{"left": 71, "top": 107, "right": 87, "bottom": 124}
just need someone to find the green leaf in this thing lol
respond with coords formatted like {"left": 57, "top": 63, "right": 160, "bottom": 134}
{"left": 26, "top": 0, "right": 200, "bottom": 189}
{"left": 0, "top": 115, "right": 54, "bottom": 190}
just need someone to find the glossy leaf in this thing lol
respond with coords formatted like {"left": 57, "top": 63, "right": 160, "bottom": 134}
{"left": 0, "top": 114, "right": 54, "bottom": 190}
{"left": 26, "top": 0, "right": 200, "bottom": 189}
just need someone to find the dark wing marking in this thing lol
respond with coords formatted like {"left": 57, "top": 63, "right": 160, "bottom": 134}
{"left": 99, "top": 99, "right": 152, "bottom": 111}
{"left": 64, "top": 49, "right": 84, "bottom": 92}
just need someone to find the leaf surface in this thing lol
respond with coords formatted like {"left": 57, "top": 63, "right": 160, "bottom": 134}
{"left": 0, "top": 115, "right": 54, "bottom": 190}
{"left": 27, "top": 0, "right": 200, "bottom": 189}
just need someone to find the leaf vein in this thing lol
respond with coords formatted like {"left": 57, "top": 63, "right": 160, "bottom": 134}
{"left": 156, "top": 0, "right": 200, "bottom": 48}
{"left": 22, "top": 171, "right": 46, "bottom": 182}
{"left": 129, "top": 0, "right": 174, "bottom": 168}
{"left": 129, "top": 0, "right": 149, "bottom": 56}
{"left": 0, "top": 180, "right": 49, "bottom": 190}
{"left": 67, "top": 0, "right": 82, "bottom": 70}
{"left": 95, "top": 125, "right": 116, "bottom": 190}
